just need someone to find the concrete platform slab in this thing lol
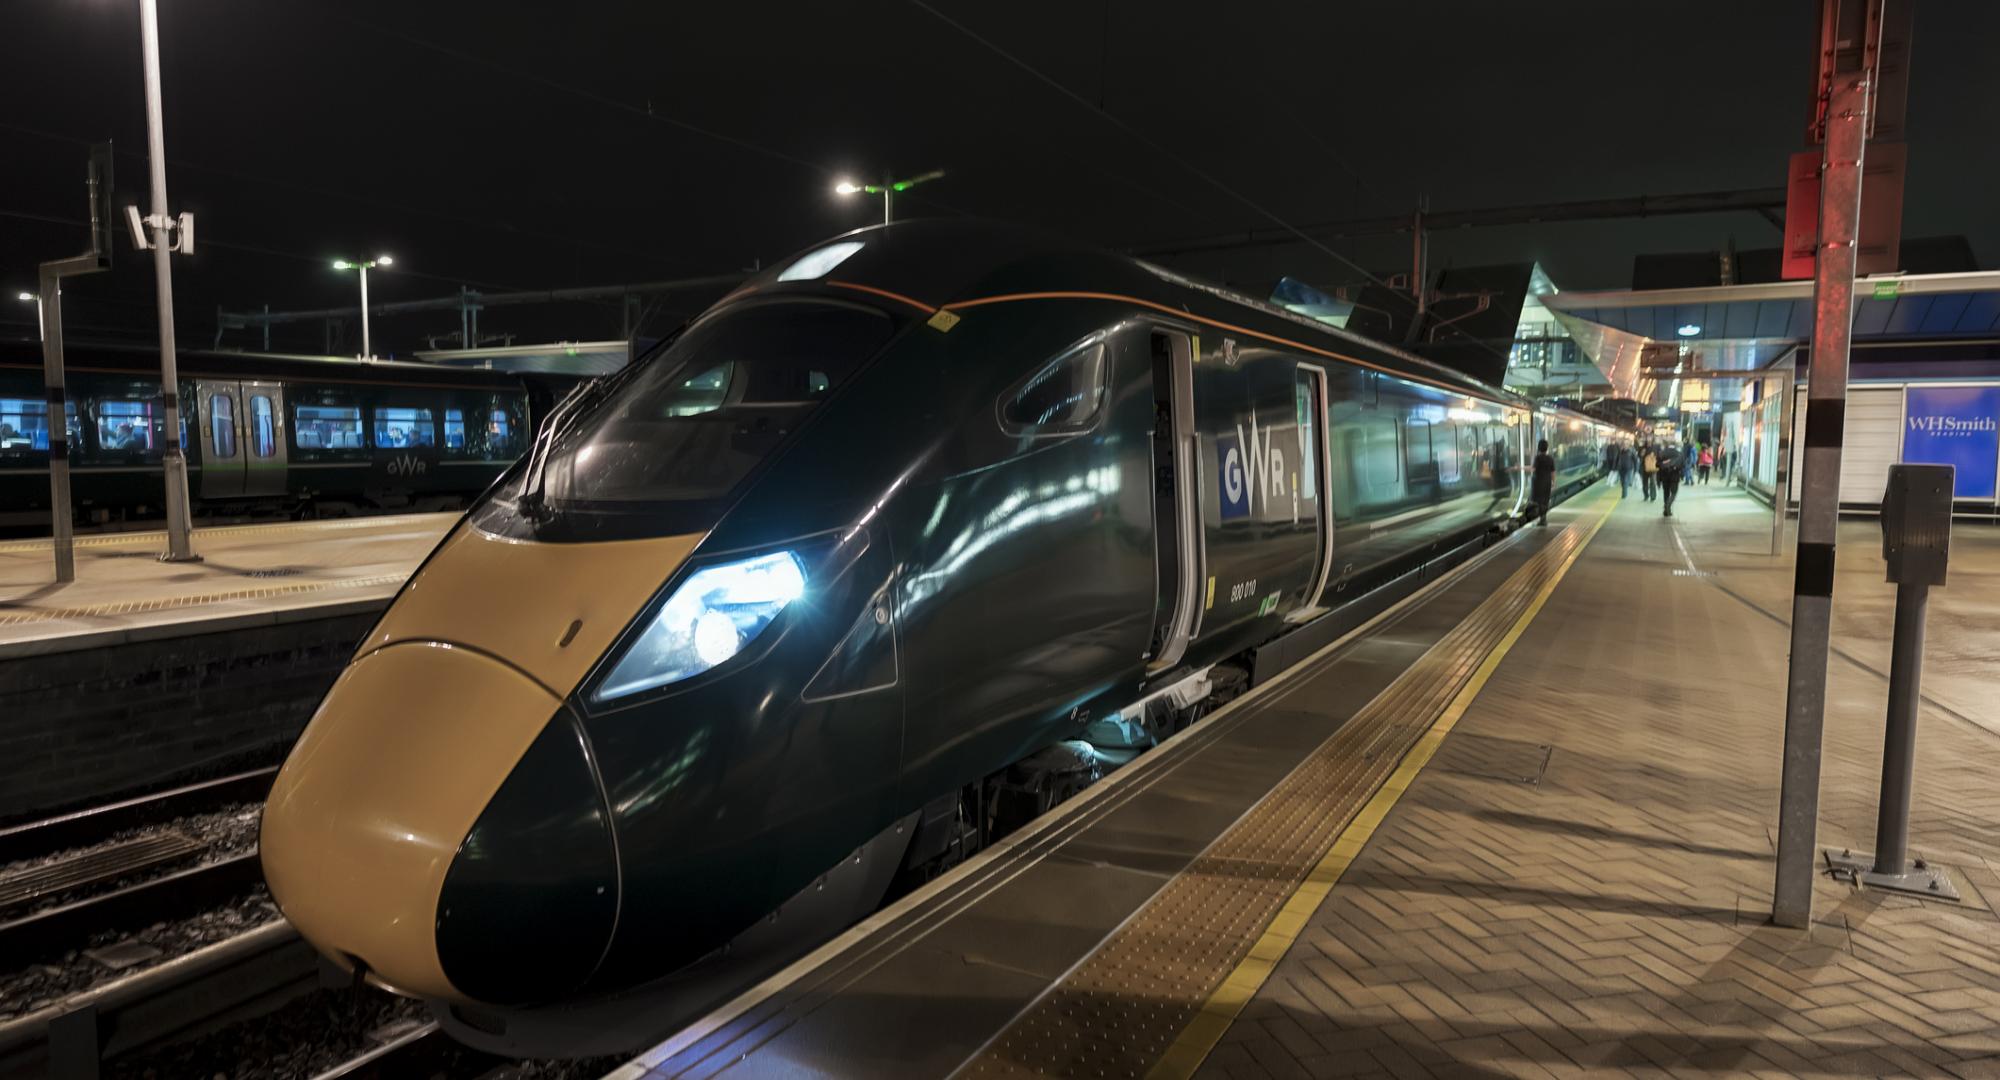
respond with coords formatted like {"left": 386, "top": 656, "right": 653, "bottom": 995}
{"left": 0, "top": 515, "right": 455, "bottom": 658}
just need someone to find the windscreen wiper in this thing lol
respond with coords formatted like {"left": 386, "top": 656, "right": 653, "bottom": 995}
{"left": 516, "top": 323, "right": 689, "bottom": 517}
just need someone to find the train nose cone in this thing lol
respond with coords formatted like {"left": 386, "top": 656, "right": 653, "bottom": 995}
{"left": 260, "top": 642, "right": 617, "bottom": 1004}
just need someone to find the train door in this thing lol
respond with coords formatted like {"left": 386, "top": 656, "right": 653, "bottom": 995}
{"left": 1146, "top": 328, "right": 1201, "bottom": 672}
{"left": 195, "top": 380, "right": 244, "bottom": 499}
{"left": 1290, "top": 364, "right": 1335, "bottom": 619}
{"left": 241, "top": 382, "right": 289, "bottom": 497}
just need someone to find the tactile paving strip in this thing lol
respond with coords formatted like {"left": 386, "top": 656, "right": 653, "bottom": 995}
{"left": 958, "top": 519, "right": 1591, "bottom": 1079}
{"left": 0, "top": 515, "right": 421, "bottom": 555}
{"left": 0, "top": 573, "right": 405, "bottom": 626}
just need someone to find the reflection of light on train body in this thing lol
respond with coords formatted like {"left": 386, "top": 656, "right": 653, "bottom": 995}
{"left": 905, "top": 467, "right": 1120, "bottom": 608}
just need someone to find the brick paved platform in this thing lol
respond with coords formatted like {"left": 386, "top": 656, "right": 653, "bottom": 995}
{"left": 1198, "top": 483, "right": 2000, "bottom": 1080}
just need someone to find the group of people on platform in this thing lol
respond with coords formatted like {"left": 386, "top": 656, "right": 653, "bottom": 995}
{"left": 1602, "top": 439, "right": 1725, "bottom": 518}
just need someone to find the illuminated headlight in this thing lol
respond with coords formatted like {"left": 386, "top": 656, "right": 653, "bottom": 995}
{"left": 593, "top": 550, "right": 806, "bottom": 703}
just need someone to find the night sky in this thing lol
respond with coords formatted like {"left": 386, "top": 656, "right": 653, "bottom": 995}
{"left": 3, "top": 1, "right": 1996, "bottom": 355}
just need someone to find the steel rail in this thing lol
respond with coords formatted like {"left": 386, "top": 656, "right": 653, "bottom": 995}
{"left": 0, "top": 919, "right": 315, "bottom": 1078}
{"left": 0, "top": 767, "right": 277, "bottom": 865}
{"left": 0, "top": 852, "right": 266, "bottom": 972}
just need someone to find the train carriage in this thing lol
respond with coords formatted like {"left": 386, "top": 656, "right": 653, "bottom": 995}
{"left": 255, "top": 220, "right": 1613, "bottom": 1055}
{"left": 0, "top": 344, "right": 555, "bottom": 525}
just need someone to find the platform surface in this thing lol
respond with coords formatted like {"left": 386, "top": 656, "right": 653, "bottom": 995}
{"left": 1196, "top": 482, "right": 2000, "bottom": 1079}
{"left": 0, "top": 515, "right": 456, "bottom": 658}
{"left": 609, "top": 480, "right": 2000, "bottom": 1080}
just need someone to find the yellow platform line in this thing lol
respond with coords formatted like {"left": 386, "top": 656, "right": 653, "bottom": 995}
{"left": 1148, "top": 495, "right": 1616, "bottom": 1080}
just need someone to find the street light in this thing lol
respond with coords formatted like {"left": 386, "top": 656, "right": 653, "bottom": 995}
{"left": 332, "top": 255, "right": 394, "bottom": 358}
{"left": 833, "top": 169, "right": 945, "bottom": 225}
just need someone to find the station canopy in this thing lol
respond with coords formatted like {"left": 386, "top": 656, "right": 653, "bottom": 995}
{"left": 413, "top": 339, "right": 630, "bottom": 375}
{"left": 1541, "top": 270, "right": 2000, "bottom": 406}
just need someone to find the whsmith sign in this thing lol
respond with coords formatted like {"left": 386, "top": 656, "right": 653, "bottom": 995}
{"left": 1902, "top": 386, "right": 2000, "bottom": 500}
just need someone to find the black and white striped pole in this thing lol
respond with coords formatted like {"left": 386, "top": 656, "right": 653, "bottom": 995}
{"left": 1772, "top": 15, "right": 1875, "bottom": 930}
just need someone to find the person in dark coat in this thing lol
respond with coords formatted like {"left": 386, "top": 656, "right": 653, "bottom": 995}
{"left": 1616, "top": 443, "right": 1636, "bottom": 497}
{"left": 1531, "top": 438, "right": 1556, "bottom": 527}
{"left": 1657, "top": 443, "right": 1686, "bottom": 517}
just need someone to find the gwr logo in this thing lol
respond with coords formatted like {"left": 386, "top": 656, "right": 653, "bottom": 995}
{"left": 385, "top": 453, "right": 429, "bottom": 477}
{"left": 1216, "top": 416, "right": 1287, "bottom": 520}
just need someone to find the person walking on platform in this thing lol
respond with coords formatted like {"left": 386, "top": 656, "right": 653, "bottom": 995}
{"left": 1657, "top": 443, "right": 1685, "bottom": 517}
{"left": 1615, "top": 442, "right": 1636, "bottom": 497}
{"left": 1697, "top": 444, "right": 1714, "bottom": 485}
{"left": 1641, "top": 443, "right": 1659, "bottom": 502}
{"left": 1531, "top": 438, "right": 1556, "bottom": 527}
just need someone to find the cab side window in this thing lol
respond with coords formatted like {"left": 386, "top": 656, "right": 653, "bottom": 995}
{"left": 997, "top": 342, "right": 1107, "bottom": 437}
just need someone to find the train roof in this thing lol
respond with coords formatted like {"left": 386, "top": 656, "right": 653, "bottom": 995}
{"left": 741, "top": 219, "right": 1530, "bottom": 409}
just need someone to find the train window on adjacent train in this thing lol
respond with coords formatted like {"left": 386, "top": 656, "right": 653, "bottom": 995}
{"left": 96, "top": 401, "right": 158, "bottom": 453}
{"left": 444, "top": 409, "right": 467, "bottom": 450}
{"left": 0, "top": 398, "right": 46, "bottom": 451}
{"left": 998, "top": 342, "right": 1107, "bottom": 436}
{"left": 488, "top": 408, "right": 518, "bottom": 455}
{"left": 209, "top": 394, "right": 237, "bottom": 459}
{"left": 294, "top": 405, "right": 363, "bottom": 451}
{"left": 249, "top": 395, "right": 277, "bottom": 458}
{"left": 372, "top": 407, "right": 435, "bottom": 449}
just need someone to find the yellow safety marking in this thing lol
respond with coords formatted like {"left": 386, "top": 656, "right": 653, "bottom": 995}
{"left": 1147, "top": 494, "right": 1615, "bottom": 1080}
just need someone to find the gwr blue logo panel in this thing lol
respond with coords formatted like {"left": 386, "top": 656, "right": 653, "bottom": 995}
{"left": 1217, "top": 434, "right": 1250, "bottom": 519}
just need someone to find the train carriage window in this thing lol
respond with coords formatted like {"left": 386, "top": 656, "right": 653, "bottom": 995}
{"left": 444, "top": 409, "right": 467, "bottom": 450}
{"left": 1404, "top": 418, "right": 1434, "bottom": 482}
{"left": 1437, "top": 422, "right": 1461, "bottom": 484}
{"left": 1352, "top": 420, "right": 1400, "bottom": 490}
{"left": 294, "top": 404, "right": 363, "bottom": 450}
{"left": 488, "top": 408, "right": 517, "bottom": 455}
{"left": 0, "top": 398, "right": 49, "bottom": 451}
{"left": 96, "top": 400, "right": 159, "bottom": 453}
{"left": 249, "top": 395, "right": 277, "bottom": 458}
{"left": 209, "top": 393, "right": 237, "bottom": 459}
{"left": 1294, "top": 377, "right": 1317, "bottom": 500}
{"left": 998, "top": 341, "right": 1107, "bottom": 436}
{"left": 372, "top": 407, "right": 435, "bottom": 449}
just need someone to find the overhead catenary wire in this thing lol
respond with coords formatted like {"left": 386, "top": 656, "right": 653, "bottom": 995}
{"left": 0, "top": 121, "right": 689, "bottom": 272}
{"left": 322, "top": 11, "right": 976, "bottom": 221}
{"left": 901, "top": 0, "right": 1515, "bottom": 364}
{"left": 900, "top": 0, "right": 1403, "bottom": 301}
{"left": 0, "top": 207, "right": 537, "bottom": 294}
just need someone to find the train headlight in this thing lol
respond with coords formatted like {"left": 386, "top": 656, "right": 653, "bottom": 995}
{"left": 593, "top": 550, "right": 807, "bottom": 703}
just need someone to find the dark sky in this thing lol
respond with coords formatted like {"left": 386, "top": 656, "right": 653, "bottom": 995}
{"left": 4, "top": 1, "right": 1996, "bottom": 355}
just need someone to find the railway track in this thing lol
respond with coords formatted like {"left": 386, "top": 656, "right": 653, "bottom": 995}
{"left": 0, "top": 767, "right": 277, "bottom": 865}
{"left": 0, "top": 919, "right": 316, "bottom": 1078}
{"left": 0, "top": 852, "right": 266, "bottom": 973}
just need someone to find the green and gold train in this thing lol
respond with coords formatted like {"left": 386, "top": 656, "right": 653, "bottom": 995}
{"left": 259, "top": 220, "right": 1610, "bottom": 1054}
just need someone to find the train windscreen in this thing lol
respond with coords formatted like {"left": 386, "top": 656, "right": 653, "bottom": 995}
{"left": 504, "top": 298, "right": 897, "bottom": 521}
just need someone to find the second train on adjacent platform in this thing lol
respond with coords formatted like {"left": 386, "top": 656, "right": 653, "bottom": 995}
{"left": 259, "top": 221, "right": 1611, "bottom": 1053}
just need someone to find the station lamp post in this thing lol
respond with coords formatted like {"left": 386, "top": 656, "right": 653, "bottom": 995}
{"left": 332, "top": 255, "right": 393, "bottom": 359}
{"left": 834, "top": 170, "right": 945, "bottom": 225}
{"left": 130, "top": 0, "right": 199, "bottom": 562}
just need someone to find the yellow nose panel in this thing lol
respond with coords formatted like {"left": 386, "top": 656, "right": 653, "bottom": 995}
{"left": 260, "top": 641, "right": 564, "bottom": 1000}
{"left": 361, "top": 523, "right": 704, "bottom": 696}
